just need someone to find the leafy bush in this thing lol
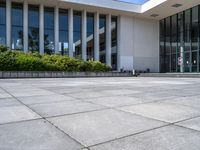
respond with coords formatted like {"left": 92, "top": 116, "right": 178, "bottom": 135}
{"left": 0, "top": 45, "right": 111, "bottom": 72}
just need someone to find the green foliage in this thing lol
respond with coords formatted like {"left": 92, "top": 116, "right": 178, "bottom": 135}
{"left": 0, "top": 46, "right": 111, "bottom": 72}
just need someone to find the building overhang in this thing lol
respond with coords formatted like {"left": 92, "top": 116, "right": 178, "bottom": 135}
{"left": 15, "top": 0, "right": 200, "bottom": 20}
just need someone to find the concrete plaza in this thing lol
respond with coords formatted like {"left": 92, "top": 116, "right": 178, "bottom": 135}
{"left": 0, "top": 77, "right": 200, "bottom": 150}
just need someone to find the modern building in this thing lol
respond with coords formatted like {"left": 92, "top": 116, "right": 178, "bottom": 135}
{"left": 0, "top": 0, "right": 200, "bottom": 72}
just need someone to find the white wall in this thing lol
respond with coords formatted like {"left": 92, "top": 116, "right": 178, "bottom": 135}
{"left": 120, "top": 16, "right": 160, "bottom": 72}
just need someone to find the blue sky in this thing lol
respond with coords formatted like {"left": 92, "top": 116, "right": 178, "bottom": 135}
{"left": 116, "top": 0, "right": 149, "bottom": 5}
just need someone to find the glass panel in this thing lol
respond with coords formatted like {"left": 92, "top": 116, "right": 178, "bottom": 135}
{"left": 177, "top": 12, "right": 184, "bottom": 53}
{"left": 87, "top": 13, "right": 94, "bottom": 60}
{"left": 73, "top": 11, "right": 82, "bottom": 58}
{"left": 184, "top": 52, "right": 191, "bottom": 72}
{"left": 59, "top": 9, "right": 68, "bottom": 55}
{"left": 99, "top": 14, "right": 106, "bottom": 64}
{"left": 28, "top": 5, "right": 39, "bottom": 52}
{"left": 191, "top": 6, "right": 198, "bottom": 51}
{"left": 171, "top": 54, "right": 176, "bottom": 72}
{"left": 111, "top": 16, "right": 118, "bottom": 70}
{"left": 11, "top": 3, "right": 23, "bottom": 50}
{"left": 44, "top": 7, "right": 55, "bottom": 54}
{"left": 184, "top": 9, "right": 191, "bottom": 52}
{"left": 0, "top": 1, "right": 6, "bottom": 45}
{"left": 192, "top": 51, "right": 197, "bottom": 72}
{"left": 171, "top": 15, "right": 177, "bottom": 54}
{"left": 165, "top": 17, "right": 171, "bottom": 54}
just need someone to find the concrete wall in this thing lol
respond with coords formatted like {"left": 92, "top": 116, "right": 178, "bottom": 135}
{"left": 119, "top": 16, "right": 160, "bottom": 72}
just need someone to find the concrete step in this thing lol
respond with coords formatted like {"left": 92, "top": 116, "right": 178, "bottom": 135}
{"left": 139, "top": 73, "right": 200, "bottom": 78}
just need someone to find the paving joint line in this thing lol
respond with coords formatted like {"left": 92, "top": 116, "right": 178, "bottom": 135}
{"left": 0, "top": 86, "right": 85, "bottom": 148}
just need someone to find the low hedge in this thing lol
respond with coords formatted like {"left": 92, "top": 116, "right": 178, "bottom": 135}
{"left": 0, "top": 45, "right": 111, "bottom": 72}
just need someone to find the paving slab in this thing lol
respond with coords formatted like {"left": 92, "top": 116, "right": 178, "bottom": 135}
{"left": 10, "top": 89, "right": 55, "bottom": 97}
{"left": 84, "top": 96, "right": 143, "bottom": 107}
{"left": 90, "top": 125, "right": 200, "bottom": 150}
{"left": 0, "top": 105, "right": 41, "bottom": 124}
{"left": 101, "top": 89, "right": 141, "bottom": 96}
{"left": 119, "top": 102, "right": 200, "bottom": 123}
{"left": 48, "top": 109, "right": 166, "bottom": 147}
{"left": 29, "top": 100, "right": 106, "bottom": 117}
{"left": 176, "top": 117, "right": 200, "bottom": 131}
{"left": 163, "top": 95, "right": 200, "bottom": 109}
{"left": 17, "top": 94, "right": 77, "bottom": 105}
{"left": 67, "top": 91, "right": 110, "bottom": 99}
{"left": 0, "top": 98, "right": 21, "bottom": 107}
{"left": 0, "top": 119, "right": 82, "bottom": 150}
{"left": 0, "top": 92, "right": 12, "bottom": 99}
{"left": 128, "top": 91, "right": 178, "bottom": 102}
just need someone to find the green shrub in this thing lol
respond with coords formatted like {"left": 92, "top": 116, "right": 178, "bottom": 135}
{"left": 0, "top": 47, "right": 111, "bottom": 72}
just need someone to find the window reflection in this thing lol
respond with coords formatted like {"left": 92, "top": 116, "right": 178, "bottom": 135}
{"left": 59, "top": 9, "right": 68, "bottom": 55}
{"left": 99, "top": 15, "right": 106, "bottom": 64}
{"left": 44, "top": 7, "right": 55, "bottom": 54}
{"left": 111, "top": 16, "right": 118, "bottom": 70}
{"left": 87, "top": 13, "right": 94, "bottom": 60}
{"left": 0, "top": 0, "right": 6, "bottom": 45}
{"left": 73, "top": 11, "right": 82, "bottom": 58}
{"left": 12, "top": 2, "right": 23, "bottom": 50}
{"left": 28, "top": 5, "right": 39, "bottom": 52}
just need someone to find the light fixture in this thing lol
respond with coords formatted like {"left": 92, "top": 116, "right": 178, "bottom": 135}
{"left": 150, "top": 14, "right": 159, "bottom": 17}
{"left": 172, "top": 4, "right": 182, "bottom": 8}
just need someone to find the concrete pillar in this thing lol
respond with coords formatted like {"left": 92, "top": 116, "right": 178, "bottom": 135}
{"left": 82, "top": 10, "right": 87, "bottom": 61}
{"left": 6, "top": 0, "right": 11, "bottom": 48}
{"left": 54, "top": 6, "right": 59, "bottom": 53}
{"left": 180, "top": 46, "right": 184, "bottom": 73}
{"left": 23, "top": 0, "right": 28, "bottom": 52}
{"left": 68, "top": 8, "right": 73, "bottom": 57}
{"left": 94, "top": 12, "right": 99, "bottom": 61}
{"left": 106, "top": 14, "right": 112, "bottom": 67}
{"left": 117, "top": 16, "right": 121, "bottom": 71}
{"left": 39, "top": 4, "right": 44, "bottom": 54}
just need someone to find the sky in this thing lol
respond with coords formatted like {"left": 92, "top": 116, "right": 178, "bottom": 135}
{"left": 116, "top": 0, "right": 150, "bottom": 5}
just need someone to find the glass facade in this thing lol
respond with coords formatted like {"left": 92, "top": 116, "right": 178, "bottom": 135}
{"left": 11, "top": 2, "right": 23, "bottom": 50}
{"left": 28, "top": 5, "right": 39, "bottom": 52}
{"left": 73, "top": 11, "right": 82, "bottom": 58}
{"left": 0, "top": 2, "right": 119, "bottom": 69}
{"left": 59, "top": 9, "right": 68, "bottom": 55}
{"left": 44, "top": 7, "right": 55, "bottom": 54}
{"left": 87, "top": 13, "right": 94, "bottom": 60}
{"left": 0, "top": 0, "right": 6, "bottom": 45}
{"left": 160, "top": 5, "right": 200, "bottom": 73}
{"left": 111, "top": 16, "right": 118, "bottom": 70}
{"left": 99, "top": 14, "right": 106, "bottom": 64}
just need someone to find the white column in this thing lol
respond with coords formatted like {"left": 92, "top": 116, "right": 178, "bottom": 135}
{"left": 23, "top": 0, "right": 28, "bottom": 52}
{"left": 82, "top": 10, "right": 87, "bottom": 61}
{"left": 39, "top": 4, "right": 44, "bottom": 54}
{"left": 68, "top": 8, "right": 73, "bottom": 57}
{"left": 94, "top": 12, "right": 99, "bottom": 61}
{"left": 117, "top": 16, "right": 121, "bottom": 71}
{"left": 106, "top": 14, "right": 112, "bottom": 67}
{"left": 54, "top": 6, "right": 59, "bottom": 53}
{"left": 6, "top": 0, "right": 11, "bottom": 48}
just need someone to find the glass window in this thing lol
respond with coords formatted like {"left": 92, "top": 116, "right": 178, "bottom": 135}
{"left": 0, "top": 0, "right": 6, "bottom": 45}
{"left": 44, "top": 7, "right": 55, "bottom": 54}
{"left": 184, "top": 9, "right": 191, "bottom": 52}
{"left": 11, "top": 2, "right": 23, "bottom": 50}
{"left": 165, "top": 17, "right": 171, "bottom": 54}
{"left": 59, "top": 9, "right": 68, "bottom": 55}
{"left": 191, "top": 6, "right": 198, "bottom": 51}
{"left": 73, "top": 11, "right": 82, "bottom": 58}
{"left": 28, "top": 5, "right": 39, "bottom": 52}
{"left": 87, "top": 13, "right": 94, "bottom": 60}
{"left": 111, "top": 16, "right": 118, "bottom": 70}
{"left": 99, "top": 14, "right": 106, "bottom": 64}
{"left": 171, "top": 15, "right": 177, "bottom": 54}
